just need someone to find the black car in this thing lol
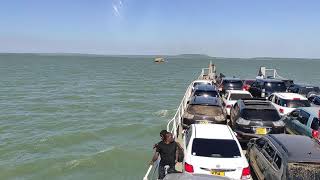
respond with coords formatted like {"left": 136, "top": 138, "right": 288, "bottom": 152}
{"left": 249, "top": 79, "right": 287, "bottom": 98}
{"left": 308, "top": 95, "right": 320, "bottom": 106}
{"left": 192, "top": 84, "right": 219, "bottom": 97}
{"left": 287, "top": 83, "right": 320, "bottom": 97}
{"left": 182, "top": 96, "right": 227, "bottom": 128}
{"left": 218, "top": 77, "right": 244, "bottom": 94}
{"left": 247, "top": 134, "right": 320, "bottom": 180}
{"left": 229, "top": 99, "right": 284, "bottom": 142}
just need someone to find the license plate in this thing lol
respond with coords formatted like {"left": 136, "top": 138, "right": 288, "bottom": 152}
{"left": 211, "top": 171, "right": 225, "bottom": 176}
{"left": 199, "top": 120, "right": 209, "bottom": 124}
{"left": 256, "top": 127, "right": 267, "bottom": 135}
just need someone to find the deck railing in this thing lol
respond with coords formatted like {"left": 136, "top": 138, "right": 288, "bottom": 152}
{"left": 143, "top": 64, "right": 215, "bottom": 180}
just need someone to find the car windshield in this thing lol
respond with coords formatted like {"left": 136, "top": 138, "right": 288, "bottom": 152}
{"left": 279, "top": 99, "right": 311, "bottom": 108}
{"left": 264, "top": 82, "right": 286, "bottom": 92}
{"left": 229, "top": 93, "right": 252, "bottom": 100}
{"left": 223, "top": 80, "right": 243, "bottom": 89}
{"left": 191, "top": 138, "right": 241, "bottom": 158}
{"left": 187, "top": 105, "right": 222, "bottom": 116}
{"left": 194, "top": 90, "right": 218, "bottom": 97}
{"left": 242, "top": 109, "right": 281, "bottom": 121}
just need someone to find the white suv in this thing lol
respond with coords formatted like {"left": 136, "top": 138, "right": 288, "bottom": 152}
{"left": 268, "top": 92, "right": 311, "bottom": 115}
{"left": 183, "top": 124, "right": 251, "bottom": 179}
{"left": 223, "top": 90, "right": 253, "bottom": 116}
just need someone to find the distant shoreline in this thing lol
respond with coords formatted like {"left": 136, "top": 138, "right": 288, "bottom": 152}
{"left": 0, "top": 52, "right": 319, "bottom": 61}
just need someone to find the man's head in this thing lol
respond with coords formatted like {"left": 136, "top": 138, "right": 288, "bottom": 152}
{"left": 164, "top": 132, "right": 174, "bottom": 143}
{"left": 160, "top": 130, "right": 168, "bottom": 140}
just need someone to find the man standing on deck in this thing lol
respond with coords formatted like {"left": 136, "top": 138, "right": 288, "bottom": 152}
{"left": 150, "top": 132, "right": 179, "bottom": 179}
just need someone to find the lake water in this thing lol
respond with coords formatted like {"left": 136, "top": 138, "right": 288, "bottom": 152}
{"left": 0, "top": 54, "right": 319, "bottom": 180}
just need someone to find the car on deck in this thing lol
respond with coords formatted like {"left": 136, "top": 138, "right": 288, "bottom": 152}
{"left": 287, "top": 83, "right": 320, "bottom": 97}
{"left": 182, "top": 96, "right": 227, "bottom": 128}
{"left": 191, "top": 80, "right": 213, "bottom": 90}
{"left": 283, "top": 107, "right": 320, "bottom": 140}
{"left": 191, "top": 84, "right": 219, "bottom": 98}
{"left": 222, "top": 90, "right": 253, "bottom": 117}
{"left": 229, "top": 99, "right": 284, "bottom": 142}
{"left": 218, "top": 77, "right": 244, "bottom": 95}
{"left": 268, "top": 92, "right": 311, "bottom": 116}
{"left": 247, "top": 134, "right": 320, "bottom": 180}
{"left": 249, "top": 79, "right": 287, "bottom": 98}
{"left": 183, "top": 124, "right": 251, "bottom": 180}
{"left": 308, "top": 95, "right": 320, "bottom": 106}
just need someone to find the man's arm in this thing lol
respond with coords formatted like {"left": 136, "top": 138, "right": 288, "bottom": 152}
{"left": 149, "top": 151, "right": 159, "bottom": 165}
{"left": 175, "top": 144, "right": 179, "bottom": 163}
{"left": 176, "top": 141, "right": 183, "bottom": 150}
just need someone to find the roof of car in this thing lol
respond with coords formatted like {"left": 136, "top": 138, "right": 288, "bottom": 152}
{"left": 293, "top": 83, "right": 319, "bottom": 88}
{"left": 193, "top": 80, "right": 212, "bottom": 84}
{"left": 222, "top": 77, "right": 242, "bottom": 81}
{"left": 194, "top": 84, "right": 217, "bottom": 91}
{"left": 239, "top": 99, "right": 275, "bottom": 109}
{"left": 272, "top": 92, "right": 308, "bottom": 100}
{"left": 256, "top": 78, "right": 284, "bottom": 83}
{"left": 268, "top": 134, "right": 320, "bottom": 163}
{"left": 190, "top": 96, "right": 222, "bottom": 106}
{"left": 297, "top": 107, "right": 320, "bottom": 117}
{"left": 193, "top": 124, "right": 234, "bottom": 140}
{"left": 226, "top": 90, "right": 251, "bottom": 94}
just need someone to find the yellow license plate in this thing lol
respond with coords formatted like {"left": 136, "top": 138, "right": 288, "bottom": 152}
{"left": 256, "top": 127, "right": 267, "bottom": 135}
{"left": 199, "top": 120, "right": 209, "bottom": 124}
{"left": 211, "top": 171, "right": 225, "bottom": 176}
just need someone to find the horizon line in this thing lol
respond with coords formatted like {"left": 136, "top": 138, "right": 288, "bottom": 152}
{"left": 0, "top": 52, "right": 320, "bottom": 60}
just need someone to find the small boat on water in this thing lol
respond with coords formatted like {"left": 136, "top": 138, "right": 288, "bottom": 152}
{"left": 154, "top": 57, "right": 165, "bottom": 63}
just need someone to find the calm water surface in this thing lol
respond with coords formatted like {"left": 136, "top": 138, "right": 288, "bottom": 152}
{"left": 0, "top": 54, "right": 319, "bottom": 180}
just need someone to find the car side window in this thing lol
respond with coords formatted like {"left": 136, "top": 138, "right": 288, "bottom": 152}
{"left": 314, "top": 97, "right": 320, "bottom": 105}
{"left": 262, "top": 143, "right": 276, "bottom": 163}
{"left": 234, "top": 104, "right": 240, "bottom": 119}
{"left": 273, "top": 154, "right": 282, "bottom": 170}
{"left": 311, "top": 118, "right": 320, "bottom": 130}
{"left": 256, "top": 138, "right": 267, "bottom": 149}
{"left": 268, "top": 95, "right": 274, "bottom": 102}
{"left": 289, "top": 110, "right": 300, "bottom": 118}
{"left": 298, "top": 110, "right": 310, "bottom": 125}
{"left": 274, "top": 96, "right": 279, "bottom": 105}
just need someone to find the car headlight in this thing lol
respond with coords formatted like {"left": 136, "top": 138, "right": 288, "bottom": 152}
{"left": 215, "top": 114, "right": 225, "bottom": 121}
{"left": 236, "top": 118, "right": 250, "bottom": 126}
{"left": 184, "top": 112, "right": 194, "bottom": 119}
{"left": 273, "top": 120, "right": 285, "bottom": 127}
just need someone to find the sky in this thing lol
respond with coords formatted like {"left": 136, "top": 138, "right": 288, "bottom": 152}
{"left": 0, "top": 0, "right": 320, "bottom": 58}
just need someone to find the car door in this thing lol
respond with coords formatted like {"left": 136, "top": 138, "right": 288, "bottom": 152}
{"left": 260, "top": 142, "right": 277, "bottom": 180}
{"left": 250, "top": 138, "right": 267, "bottom": 180}
{"left": 295, "top": 110, "right": 310, "bottom": 136}
{"left": 284, "top": 110, "right": 300, "bottom": 134}
{"left": 272, "top": 96, "right": 282, "bottom": 113}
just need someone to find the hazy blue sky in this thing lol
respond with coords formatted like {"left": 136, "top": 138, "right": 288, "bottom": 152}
{"left": 0, "top": 0, "right": 320, "bottom": 58}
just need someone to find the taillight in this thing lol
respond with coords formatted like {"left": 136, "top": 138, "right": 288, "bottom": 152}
{"left": 312, "top": 130, "right": 319, "bottom": 139}
{"left": 226, "top": 105, "right": 232, "bottom": 108}
{"left": 279, "top": 108, "right": 284, "bottom": 114}
{"left": 241, "top": 166, "right": 251, "bottom": 180}
{"left": 184, "top": 162, "right": 194, "bottom": 173}
{"left": 243, "top": 85, "right": 250, "bottom": 91}
{"left": 293, "top": 98, "right": 300, "bottom": 100}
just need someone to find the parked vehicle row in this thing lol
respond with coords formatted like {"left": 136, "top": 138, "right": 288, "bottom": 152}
{"left": 180, "top": 78, "right": 320, "bottom": 180}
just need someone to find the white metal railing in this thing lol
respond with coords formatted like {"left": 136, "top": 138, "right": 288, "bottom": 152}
{"left": 143, "top": 63, "right": 215, "bottom": 180}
